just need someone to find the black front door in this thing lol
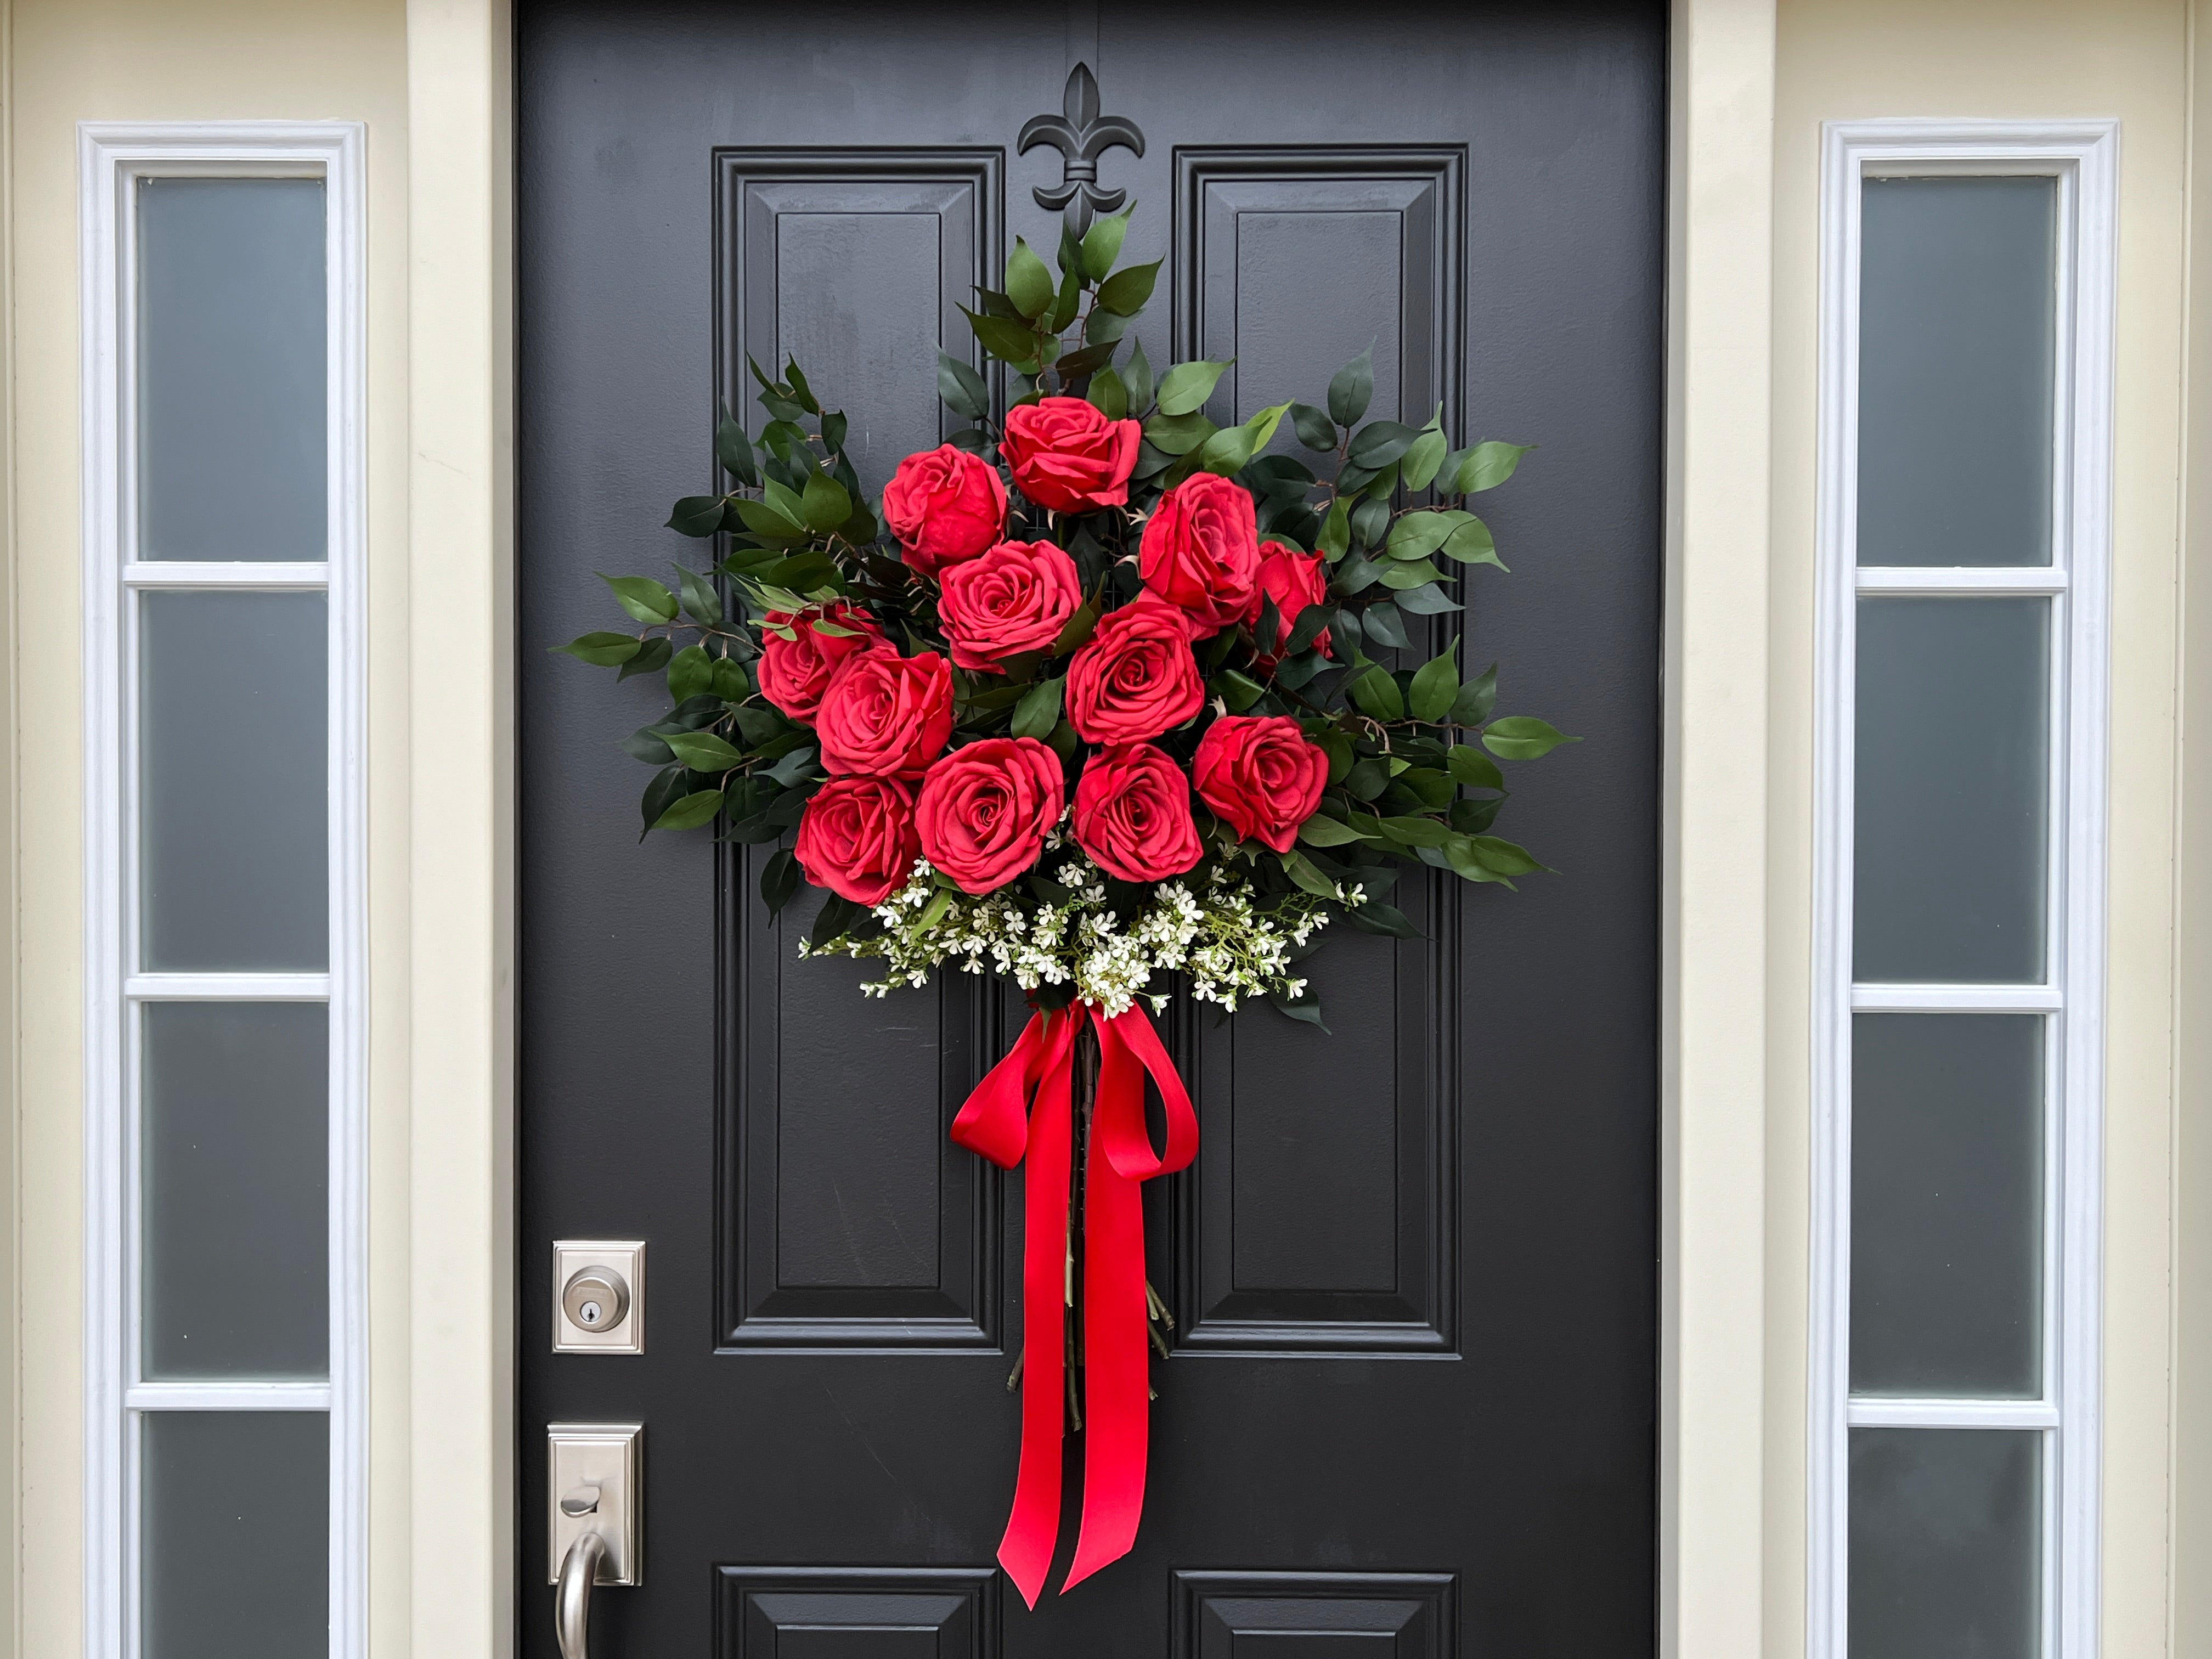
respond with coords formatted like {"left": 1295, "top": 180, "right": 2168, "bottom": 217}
{"left": 518, "top": 4, "right": 1663, "bottom": 1652}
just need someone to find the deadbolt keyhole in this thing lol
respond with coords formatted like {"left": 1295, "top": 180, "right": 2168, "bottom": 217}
{"left": 562, "top": 1266, "right": 631, "bottom": 1335}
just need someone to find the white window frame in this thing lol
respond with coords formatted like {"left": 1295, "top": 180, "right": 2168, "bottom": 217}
{"left": 1809, "top": 118, "right": 2115, "bottom": 1659}
{"left": 80, "top": 121, "right": 366, "bottom": 1659}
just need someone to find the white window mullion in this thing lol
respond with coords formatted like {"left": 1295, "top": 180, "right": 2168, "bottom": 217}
{"left": 1812, "top": 118, "right": 2115, "bottom": 1659}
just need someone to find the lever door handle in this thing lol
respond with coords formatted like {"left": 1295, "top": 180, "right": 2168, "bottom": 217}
{"left": 556, "top": 1530, "right": 607, "bottom": 1659}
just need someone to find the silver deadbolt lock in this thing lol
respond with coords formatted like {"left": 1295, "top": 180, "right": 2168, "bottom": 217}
{"left": 563, "top": 1267, "right": 630, "bottom": 1331}
{"left": 553, "top": 1240, "right": 645, "bottom": 1353}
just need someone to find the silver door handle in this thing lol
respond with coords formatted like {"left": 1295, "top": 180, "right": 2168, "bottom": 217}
{"left": 556, "top": 1529, "right": 607, "bottom": 1659}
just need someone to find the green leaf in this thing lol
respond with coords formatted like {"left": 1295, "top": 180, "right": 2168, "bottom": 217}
{"left": 1122, "top": 339, "right": 1154, "bottom": 413}
{"left": 1317, "top": 498, "right": 1351, "bottom": 561}
{"left": 1094, "top": 257, "right": 1163, "bottom": 316}
{"left": 821, "top": 410, "right": 849, "bottom": 454}
{"left": 1268, "top": 988, "right": 1331, "bottom": 1033}
{"left": 652, "top": 788, "right": 726, "bottom": 832}
{"left": 782, "top": 358, "right": 819, "bottom": 413}
{"left": 1346, "top": 664, "right": 1404, "bottom": 721}
{"left": 1358, "top": 600, "right": 1409, "bottom": 650}
{"left": 1277, "top": 848, "right": 1340, "bottom": 898}
{"left": 1217, "top": 669, "right": 1267, "bottom": 712}
{"left": 759, "top": 847, "right": 803, "bottom": 915}
{"left": 759, "top": 478, "right": 807, "bottom": 527}
{"left": 1440, "top": 515, "right": 1504, "bottom": 568}
{"left": 1197, "top": 402, "right": 1290, "bottom": 476}
{"left": 675, "top": 566, "right": 723, "bottom": 625}
{"left": 802, "top": 472, "right": 853, "bottom": 533}
{"left": 1451, "top": 664, "right": 1498, "bottom": 727}
{"left": 616, "top": 635, "right": 672, "bottom": 682}
{"left": 1350, "top": 495, "right": 1391, "bottom": 549}
{"left": 1156, "top": 358, "right": 1232, "bottom": 417}
{"left": 763, "top": 744, "right": 819, "bottom": 786}
{"left": 667, "top": 644, "right": 714, "bottom": 703}
{"left": 1344, "top": 757, "right": 1390, "bottom": 800}
{"left": 1050, "top": 267, "right": 1083, "bottom": 332}
{"left": 666, "top": 495, "right": 727, "bottom": 538}
{"left": 962, "top": 304, "right": 1041, "bottom": 365}
{"left": 1289, "top": 402, "right": 1337, "bottom": 452}
{"left": 1447, "top": 744, "right": 1506, "bottom": 790}
{"left": 663, "top": 730, "right": 746, "bottom": 772}
{"left": 1463, "top": 834, "right": 1542, "bottom": 875}
{"left": 1346, "top": 420, "right": 1421, "bottom": 470}
{"left": 731, "top": 499, "right": 804, "bottom": 541}
{"left": 1327, "top": 346, "right": 1375, "bottom": 427}
{"left": 1080, "top": 208, "right": 1132, "bottom": 281}
{"left": 938, "top": 352, "right": 990, "bottom": 421}
{"left": 599, "top": 573, "right": 678, "bottom": 624}
{"left": 1409, "top": 646, "right": 1459, "bottom": 723}
{"left": 711, "top": 655, "right": 750, "bottom": 700}
{"left": 1087, "top": 365, "right": 1128, "bottom": 420}
{"left": 1285, "top": 602, "right": 1336, "bottom": 657}
{"left": 1085, "top": 306, "right": 1132, "bottom": 345}
{"left": 557, "top": 630, "right": 642, "bottom": 667}
{"left": 1011, "top": 675, "right": 1064, "bottom": 740}
{"left": 715, "top": 409, "right": 759, "bottom": 485}
{"left": 1481, "top": 716, "right": 1578, "bottom": 761}
{"left": 1380, "top": 814, "right": 1454, "bottom": 848}
{"left": 1297, "top": 814, "right": 1375, "bottom": 848}
{"left": 1143, "top": 409, "right": 1216, "bottom": 456}
{"left": 1384, "top": 509, "right": 1457, "bottom": 561}
{"left": 1393, "top": 582, "right": 1463, "bottom": 616}
{"left": 1452, "top": 441, "right": 1534, "bottom": 495}
{"left": 1379, "top": 559, "right": 1447, "bottom": 591}
{"left": 1345, "top": 901, "right": 1420, "bottom": 938}
{"left": 1006, "top": 237, "right": 1057, "bottom": 319}
{"left": 1401, "top": 427, "right": 1448, "bottom": 492}
{"left": 622, "top": 725, "right": 675, "bottom": 765}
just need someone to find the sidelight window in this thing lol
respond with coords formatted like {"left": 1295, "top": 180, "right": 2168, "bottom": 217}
{"left": 1812, "top": 122, "right": 2114, "bottom": 1659}
{"left": 82, "top": 126, "right": 365, "bottom": 1659}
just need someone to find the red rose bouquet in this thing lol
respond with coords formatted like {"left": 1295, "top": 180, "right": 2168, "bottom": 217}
{"left": 561, "top": 207, "right": 1575, "bottom": 1600}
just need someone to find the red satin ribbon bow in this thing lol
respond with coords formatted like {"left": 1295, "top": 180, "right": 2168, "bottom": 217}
{"left": 948, "top": 1000, "right": 1198, "bottom": 1606}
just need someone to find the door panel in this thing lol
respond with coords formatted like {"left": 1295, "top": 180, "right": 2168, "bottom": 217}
{"left": 518, "top": 3, "right": 1663, "bottom": 1653}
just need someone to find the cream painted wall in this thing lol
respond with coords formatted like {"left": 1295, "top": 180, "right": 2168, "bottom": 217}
{"left": 1769, "top": 3, "right": 2192, "bottom": 1657}
{"left": 4, "top": 2, "right": 413, "bottom": 1655}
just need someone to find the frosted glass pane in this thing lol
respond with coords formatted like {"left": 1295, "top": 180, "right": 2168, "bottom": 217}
{"left": 1855, "top": 597, "right": 2048, "bottom": 983}
{"left": 143, "top": 1003, "right": 327, "bottom": 1379}
{"left": 143, "top": 1412, "right": 328, "bottom": 1659}
{"left": 137, "top": 177, "right": 326, "bottom": 560}
{"left": 1851, "top": 1014, "right": 2042, "bottom": 1396}
{"left": 1858, "top": 175, "right": 2056, "bottom": 567}
{"left": 1850, "top": 1428, "right": 2040, "bottom": 1659}
{"left": 140, "top": 591, "right": 327, "bottom": 971}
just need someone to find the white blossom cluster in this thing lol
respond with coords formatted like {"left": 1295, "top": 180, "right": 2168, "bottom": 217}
{"left": 800, "top": 845, "right": 1364, "bottom": 1019}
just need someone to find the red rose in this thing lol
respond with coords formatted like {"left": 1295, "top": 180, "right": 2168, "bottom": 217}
{"left": 937, "top": 539, "right": 1082, "bottom": 672}
{"left": 1138, "top": 471, "right": 1262, "bottom": 636}
{"left": 1064, "top": 596, "right": 1206, "bottom": 744}
{"left": 795, "top": 776, "right": 920, "bottom": 906}
{"left": 816, "top": 650, "right": 953, "bottom": 778}
{"left": 881, "top": 444, "right": 1008, "bottom": 577}
{"left": 999, "top": 396, "right": 1142, "bottom": 514}
{"left": 1254, "top": 540, "right": 1330, "bottom": 665}
{"left": 1192, "top": 715, "right": 1328, "bottom": 853}
{"left": 916, "top": 737, "right": 1066, "bottom": 895}
{"left": 1073, "top": 743, "right": 1203, "bottom": 882}
{"left": 756, "top": 602, "right": 886, "bottom": 720}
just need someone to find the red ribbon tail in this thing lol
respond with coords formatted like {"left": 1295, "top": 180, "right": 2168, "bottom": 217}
{"left": 985, "top": 1007, "right": 1079, "bottom": 1609}
{"left": 1064, "top": 1004, "right": 1200, "bottom": 1591}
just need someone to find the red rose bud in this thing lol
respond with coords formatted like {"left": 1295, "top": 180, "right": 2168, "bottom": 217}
{"left": 816, "top": 650, "right": 953, "bottom": 779}
{"left": 795, "top": 776, "right": 921, "bottom": 906}
{"left": 756, "top": 601, "right": 886, "bottom": 720}
{"left": 1138, "top": 471, "right": 1262, "bottom": 637}
{"left": 1064, "top": 595, "right": 1206, "bottom": 745}
{"left": 1193, "top": 714, "right": 1329, "bottom": 854}
{"left": 916, "top": 736, "right": 1066, "bottom": 895}
{"left": 937, "top": 539, "right": 1082, "bottom": 672}
{"left": 998, "top": 396, "right": 1142, "bottom": 515}
{"left": 881, "top": 443, "right": 1009, "bottom": 577}
{"left": 1254, "top": 540, "right": 1330, "bottom": 666}
{"left": 1073, "top": 742, "right": 1203, "bottom": 883}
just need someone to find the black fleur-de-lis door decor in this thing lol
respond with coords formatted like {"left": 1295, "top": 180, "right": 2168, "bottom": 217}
{"left": 1019, "top": 62, "right": 1145, "bottom": 236}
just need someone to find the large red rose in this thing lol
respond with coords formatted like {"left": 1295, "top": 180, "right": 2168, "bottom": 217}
{"left": 915, "top": 737, "right": 1065, "bottom": 895}
{"left": 1073, "top": 743, "right": 1203, "bottom": 883}
{"left": 937, "top": 539, "right": 1082, "bottom": 672}
{"left": 795, "top": 776, "right": 919, "bottom": 906}
{"left": 756, "top": 602, "right": 886, "bottom": 720}
{"left": 999, "top": 396, "right": 1142, "bottom": 515}
{"left": 1254, "top": 540, "right": 1331, "bottom": 665}
{"left": 1138, "top": 471, "right": 1262, "bottom": 636}
{"left": 881, "top": 444, "right": 1008, "bottom": 577}
{"left": 1192, "top": 715, "right": 1328, "bottom": 853}
{"left": 815, "top": 650, "right": 953, "bottom": 778}
{"left": 1064, "top": 596, "right": 1205, "bottom": 744}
